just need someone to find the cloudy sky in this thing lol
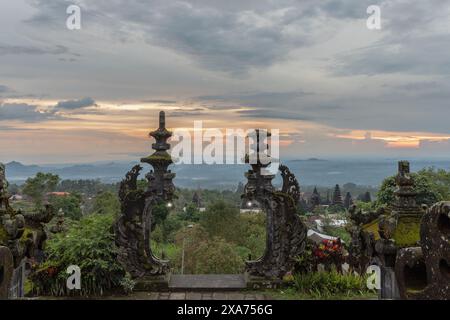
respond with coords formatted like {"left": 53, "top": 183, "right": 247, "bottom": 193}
{"left": 1, "top": 0, "right": 450, "bottom": 164}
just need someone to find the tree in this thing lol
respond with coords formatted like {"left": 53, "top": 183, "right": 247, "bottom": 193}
{"left": 357, "top": 191, "right": 372, "bottom": 203}
{"left": 23, "top": 172, "right": 60, "bottom": 208}
{"left": 180, "top": 203, "right": 200, "bottom": 222}
{"left": 161, "top": 214, "right": 183, "bottom": 242}
{"left": 49, "top": 193, "right": 82, "bottom": 220}
{"left": 344, "top": 192, "right": 353, "bottom": 209}
{"left": 7, "top": 183, "right": 20, "bottom": 195}
{"left": 377, "top": 171, "right": 442, "bottom": 207}
{"left": 192, "top": 237, "right": 244, "bottom": 274}
{"left": 417, "top": 167, "right": 450, "bottom": 201}
{"left": 152, "top": 202, "right": 170, "bottom": 231}
{"left": 91, "top": 191, "right": 120, "bottom": 216}
{"left": 310, "top": 187, "right": 321, "bottom": 208}
{"left": 199, "top": 200, "right": 241, "bottom": 243}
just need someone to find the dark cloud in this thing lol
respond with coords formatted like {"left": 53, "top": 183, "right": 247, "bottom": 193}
{"left": 197, "top": 91, "right": 311, "bottom": 107}
{"left": 385, "top": 81, "right": 440, "bottom": 92}
{"left": 332, "top": 1, "right": 450, "bottom": 77}
{"left": 54, "top": 97, "right": 97, "bottom": 110}
{"left": 0, "top": 85, "right": 10, "bottom": 93}
{"left": 203, "top": 105, "right": 244, "bottom": 111}
{"left": 169, "top": 108, "right": 209, "bottom": 117}
{"left": 236, "top": 109, "right": 313, "bottom": 121}
{"left": 25, "top": 0, "right": 346, "bottom": 75}
{"left": 333, "top": 35, "right": 450, "bottom": 76}
{"left": 0, "top": 103, "right": 57, "bottom": 122}
{"left": 141, "top": 99, "right": 178, "bottom": 104}
{"left": 0, "top": 44, "right": 72, "bottom": 56}
{"left": 4, "top": 0, "right": 450, "bottom": 148}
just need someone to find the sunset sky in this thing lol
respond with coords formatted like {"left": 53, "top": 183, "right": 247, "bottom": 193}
{"left": 1, "top": 0, "right": 450, "bottom": 164}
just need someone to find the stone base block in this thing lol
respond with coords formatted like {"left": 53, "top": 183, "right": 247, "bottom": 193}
{"left": 244, "top": 273, "right": 283, "bottom": 290}
{"left": 134, "top": 274, "right": 170, "bottom": 291}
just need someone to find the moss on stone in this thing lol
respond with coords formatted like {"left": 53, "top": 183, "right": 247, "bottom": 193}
{"left": 0, "top": 225, "right": 7, "bottom": 244}
{"left": 393, "top": 216, "right": 422, "bottom": 247}
{"left": 141, "top": 152, "right": 173, "bottom": 163}
{"left": 0, "top": 225, "right": 35, "bottom": 246}
{"left": 19, "top": 227, "right": 34, "bottom": 245}
{"left": 362, "top": 218, "right": 381, "bottom": 240}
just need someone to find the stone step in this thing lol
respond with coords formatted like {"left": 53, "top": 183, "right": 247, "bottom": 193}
{"left": 169, "top": 274, "right": 247, "bottom": 291}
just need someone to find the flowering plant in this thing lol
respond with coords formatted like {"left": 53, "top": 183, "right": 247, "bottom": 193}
{"left": 313, "top": 239, "right": 343, "bottom": 260}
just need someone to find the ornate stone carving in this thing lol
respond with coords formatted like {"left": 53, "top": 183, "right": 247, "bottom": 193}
{"left": 243, "top": 130, "right": 307, "bottom": 279}
{"left": 115, "top": 165, "right": 169, "bottom": 278}
{"left": 114, "top": 112, "right": 175, "bottom": 283}
{"left": 0, "top": 163, "right": 10, "bottom": 211}
{"left": 0, "top": 163, "right": 54, "bottom": 298}
{"left": 395, "top": 201, "right": 450, "bottom": 299}
{"left": 141, "top": 111, "right": 176, "bottom": 201}
{"left": 1, "top": 164, "right": 54, "bottom": 266}
{"left": 279, "top": 164, "right": 300, "bottom": 204}
{"left": 0, "top": 246, "right": 14, "bottom": 299}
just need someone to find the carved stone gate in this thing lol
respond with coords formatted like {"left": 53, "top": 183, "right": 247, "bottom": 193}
{"left": 114, "top": 111, "right": 307, "bottom": 290}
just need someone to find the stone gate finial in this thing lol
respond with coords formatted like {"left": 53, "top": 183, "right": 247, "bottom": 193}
{"left": 159, "top": 110, "right": 165, "bottom": 129}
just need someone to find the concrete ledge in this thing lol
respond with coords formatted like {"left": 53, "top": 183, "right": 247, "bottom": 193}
{"left": 134, "top": 274, "right": 170, "bottom": 291}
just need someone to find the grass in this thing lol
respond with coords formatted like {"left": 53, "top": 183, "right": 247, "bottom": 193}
{"left": 264, "top": 271, "right": 378, "bottom": 300}
{"left": 263, "top": 287, "right": 377, "bottom": 300}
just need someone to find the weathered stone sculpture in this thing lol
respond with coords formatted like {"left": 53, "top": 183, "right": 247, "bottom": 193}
{"left": 0, "top": 163, "right": 54, "bottom": 298}
{"left": 373, "top": 161, "right": 425, "bottom": 298}
{"left": 0, "top": 246, "right": 14, "bottom": 299}
{"left": 348, "top": 161, "right": 435, "bottom": 298}
{"left": 50, "top": 209, "right": 66, "bottom": 234}
{"left": 395, "top": 201, "right": 450, "bottom": 299}
{"left": 243, "top": 130, "right": 307, "bottom": 283}
{"left": 347, "top": 203, "right": 381, "bottom": 273}
{"left": 115, "top": 112, "right": 175, "bottom": 289}
{"left": 141, "top": 111, "right": 176, "bottom": 201}
{"left": 347, "top": 203, "right": 384, "bottom": 273}
{"left": 0, "top": 163, "right": 10, "bottom": 211}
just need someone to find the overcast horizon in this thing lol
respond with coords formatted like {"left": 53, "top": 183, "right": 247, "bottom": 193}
{"left": 1, "top": 1, "right": 450, "bottom": 164}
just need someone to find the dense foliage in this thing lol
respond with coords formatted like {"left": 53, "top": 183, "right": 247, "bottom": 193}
{"left": 149, "top": 200, "right": 266, "bottom": 274}
{"left": 90, "top": 191, "right": 120, "bottom": 216}
{"left": 49, "top": 193, "right": 83, "bottom": 220}
{"left": 292, "top": 271, "right": 371, "bottom": 298}
{"left": 377, "top": 170, "right": 443, "bottom": 207}
{"left": 23, "top": 172, "right": 60, "bottom": 207}
{"left": 191, "top": 237, "right": 245, "bottom": 274}
{"left": 30, "top": 214, "right": 125, "bottom": 296}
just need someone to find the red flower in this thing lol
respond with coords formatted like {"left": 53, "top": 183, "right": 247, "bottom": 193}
{"left": 46, "top": 266, "right": 58, "bottom": 277}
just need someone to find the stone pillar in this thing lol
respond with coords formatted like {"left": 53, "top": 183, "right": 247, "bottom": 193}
{"left": 380, "top": 266, "right": 400, "bottom": 299}
{"left": 0, "top": 246, "right": 14, "bottom": 299}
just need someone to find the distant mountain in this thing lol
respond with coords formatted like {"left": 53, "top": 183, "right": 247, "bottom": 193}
{"left": 5, "top": 161, "right": 138, "bottom": 184}
{"left": 4, "top": 159, "right": 450, "bottom": 189}
{"left": 5, "top": 161, "right": 42, "bottom": 179}
{"left": 290, "top": 158, "right": 328, "bottom": 162}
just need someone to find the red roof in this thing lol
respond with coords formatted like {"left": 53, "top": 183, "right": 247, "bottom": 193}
{"left": 47, "top": 192, "right": 70, "bottom": 196}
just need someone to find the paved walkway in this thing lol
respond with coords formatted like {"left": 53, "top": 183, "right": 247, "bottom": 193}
{"left": 169, "top": 275, "right": 247, "bottom": 290}
{"left": 112, "top": 291, "right": 271, "bottom": 300}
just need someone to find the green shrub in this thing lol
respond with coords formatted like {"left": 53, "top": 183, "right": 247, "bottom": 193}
{"left": 193, "top": 237, "right": 245, "bottom": 274}
{"left": 90, "top": 191, "right": 120, "bottom": 216}
{"left": 30, "top": 213, "right": 125, "bottom": 296}
{"left": 293, "top": 271, "right": 370, "bottom": 298}
{"left": 49, "top": 193, "right": 83, "bottom": 220}
{"left": 377, "top": 173, "right": 442, "bottom": 207}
